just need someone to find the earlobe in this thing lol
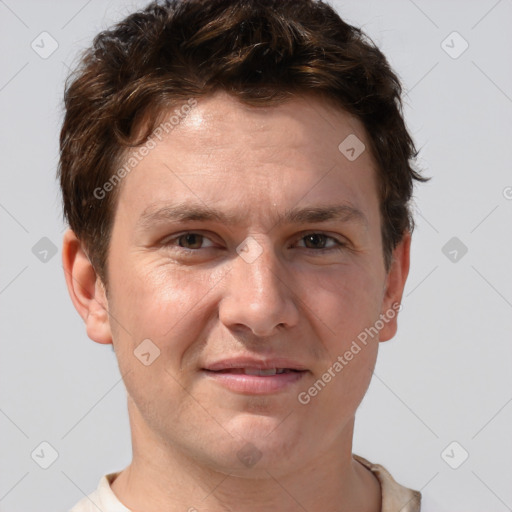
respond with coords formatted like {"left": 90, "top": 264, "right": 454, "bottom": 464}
{"left": 61, "top": 228, "right": 113, "bottom": 345}
{"left": 378, "top": 231, "right": 411, "bottom": 343}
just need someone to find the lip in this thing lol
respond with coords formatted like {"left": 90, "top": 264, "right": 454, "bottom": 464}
{"left": 203, "top": 357, "right": 308, "bottom": 372}
{"left": 201, "top": 369, "right": 307, "bottom": 394}
{"left": 201, "top": 357, "right": 309, "bottom": 395}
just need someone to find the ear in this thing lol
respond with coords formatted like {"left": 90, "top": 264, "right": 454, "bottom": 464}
{"left": 378, "top": 231, "right": 411, "bottom": 342}
{"left": 61, "top": 228, "right": 113, "bottom": 345}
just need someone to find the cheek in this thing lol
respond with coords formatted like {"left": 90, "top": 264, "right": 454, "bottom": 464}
{"left": 106, "top": 262, "right": 211, "bottom": 428}
{"left": 108, "top": 259, "right": 221, "bottom": 362}
{"left": 306, "top": 262, "right": 385, "bottom": 339}
{"left": 321, "top": 347, "right": 377, "bottom": 428}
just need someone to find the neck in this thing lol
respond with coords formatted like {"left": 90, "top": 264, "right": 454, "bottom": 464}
{"left": 111, "top": 399, "right": 382, "bottom": 512}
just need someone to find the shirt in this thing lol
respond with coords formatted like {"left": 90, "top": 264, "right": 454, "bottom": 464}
{"left": 69, "top": 454, "right": 422, "bottom": 512}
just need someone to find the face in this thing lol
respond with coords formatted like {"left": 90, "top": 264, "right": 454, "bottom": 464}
{"left": 67, "top": 90, "right": 409, "bottom": 477}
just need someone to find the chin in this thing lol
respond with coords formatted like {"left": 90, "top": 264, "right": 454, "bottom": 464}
{"left": 226, "top": 416, "right": 303, "bottom": 466}
{"left": 180, "top": 421, "right": 307, "bottom": 479}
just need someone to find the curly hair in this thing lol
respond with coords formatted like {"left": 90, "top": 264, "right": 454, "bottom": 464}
{"left": 58, "top": 0, "right": 427, "bottom": 285}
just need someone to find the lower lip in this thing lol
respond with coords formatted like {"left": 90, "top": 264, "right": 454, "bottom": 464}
{"left": 201, "top": 370, "right": 307, "bottom": 394}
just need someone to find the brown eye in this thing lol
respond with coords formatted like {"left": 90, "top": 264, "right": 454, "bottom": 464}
{"left": 298, "top": 233, "right": 342, "bottom": 250}
{"left": 303, "top": 233, "right": 328, "bottom": 249}
{"left": 161, "top": 232, "right": 217, "bottom": 254}
{"left": 177, "top": 233, "right": 205, "bottom": 249}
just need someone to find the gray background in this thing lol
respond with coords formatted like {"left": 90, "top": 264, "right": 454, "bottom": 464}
{"left": 1, "top": 0, "right": 511, "bottom": 511}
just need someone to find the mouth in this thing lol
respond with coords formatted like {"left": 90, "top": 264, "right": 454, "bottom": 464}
{"left": 205, "top": 368, "right": 303, "bottom": 376}
{"left": 201, "top": 367, "right": 308, "bottom": 394}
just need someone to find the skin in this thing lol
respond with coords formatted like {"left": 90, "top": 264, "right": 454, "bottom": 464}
{"left": 63, "top": 90, "right": 410, "bottom": 512}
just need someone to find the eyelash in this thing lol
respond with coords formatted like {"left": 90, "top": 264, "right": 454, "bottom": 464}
{"left": 161, "top": 232, "right": 346, "bottom": 254}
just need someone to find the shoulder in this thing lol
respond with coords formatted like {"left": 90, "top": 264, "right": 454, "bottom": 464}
{"left": 69, "top": 472, "right": 130, "bottom": 512}
{"left": 353, "top": 454, "right": 422, "bottom": 512}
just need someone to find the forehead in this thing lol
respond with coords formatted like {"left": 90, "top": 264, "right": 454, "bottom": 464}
{"left": 155, "top": 91, "right": 369, "bottom": 157}
{"left": 114, "top": 90, "right": 380, "bottom": 228}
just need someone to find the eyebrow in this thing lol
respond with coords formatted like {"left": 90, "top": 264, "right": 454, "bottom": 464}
{"left": 136, "top": 201, "right": 368, "bottom": 231}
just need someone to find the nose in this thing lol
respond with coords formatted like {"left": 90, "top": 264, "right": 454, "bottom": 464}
{"left": 218, "top": 237, "right": 300, "bottom": 337}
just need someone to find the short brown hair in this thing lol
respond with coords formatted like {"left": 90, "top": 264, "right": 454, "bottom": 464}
{"left": 58, "top": 0, "right": 427, "bottom": 286}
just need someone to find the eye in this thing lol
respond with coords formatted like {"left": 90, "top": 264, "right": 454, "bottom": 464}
{"left": 161, "top": 231, "right": 346, "bottom": 255}
{"left": 295, "top": 233, "right": 345, "bottom": 251}
{"left": 163, "top": 232, "right": 216, "bottom": 251}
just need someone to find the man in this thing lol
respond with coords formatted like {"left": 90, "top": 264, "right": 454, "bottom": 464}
{"left": 60, "top": 0, "right": 427, "bottom": 510}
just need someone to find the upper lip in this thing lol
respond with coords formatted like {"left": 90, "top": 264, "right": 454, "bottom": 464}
{"left": 203, "top": 357, "right": 308, "bottom": 372}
